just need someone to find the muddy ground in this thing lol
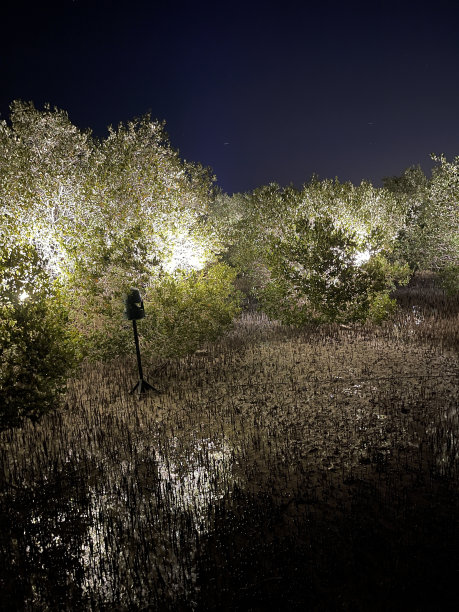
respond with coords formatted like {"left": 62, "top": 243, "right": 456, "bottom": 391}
{"left": 1, "top": 273, "right": 458, "bottom": 610}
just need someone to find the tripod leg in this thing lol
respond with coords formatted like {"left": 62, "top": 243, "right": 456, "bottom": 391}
{"left": 129, "top": 321, "right": 161, "bottom": 396}
{"left": 129, "top": 378, "right": 161, "bottom": 396}
{"left": 129, "top": 380, "right": 140, "bottom": 396}
{"left": 139, "top": 379, "right": 161, "bottom": 394}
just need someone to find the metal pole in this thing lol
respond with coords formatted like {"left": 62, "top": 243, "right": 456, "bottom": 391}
{"left": 132, "top": 319, "right": 143, "bottom": 380}
{"left": 129, "top": 319, "right": 160, "bottom": 397}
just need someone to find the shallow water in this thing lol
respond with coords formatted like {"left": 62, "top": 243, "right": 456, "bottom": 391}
{"left": 1, "top": 299, "right": 458, "bottom": 610}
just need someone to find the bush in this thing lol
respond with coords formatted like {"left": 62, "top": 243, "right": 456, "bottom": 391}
{"left": 142, "top": 263, "right": 241, "bottom": 359}
{"left": 0, "top": 238, "right": 77, "bottom": 430}
{"left": 439, "top": 264, "right": 459, "bottom": 296}
{"left": 257, "top": 216, "right": 409, "bottom": 326}
{"left": 67, "top": 261, "right": 241, "bottom": 362}
{"left": 1, "top": 103, "right": 241, "bottom": 364}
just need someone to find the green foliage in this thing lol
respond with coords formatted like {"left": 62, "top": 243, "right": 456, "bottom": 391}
{"left": 0, "top": 101, "right": 219, "bottom": 282}
{"left": 438, "top": 264, "right": 459, "bottom": 296}
{"left": 386, "top": 160, "right": 459, "bottom": 279}
{"left": 60, "top": 210, "right": 240, "bottom": 360}
{"left": 219, "top": 180, "right": 410, "bottom": 324}
{"left": 0, "top": 101, "right": 240, "bottom": 365}
{"left": 2, "top": 99, "right": 457, "bottom": 378}
{"left": 64, "top": 262, "right": 240, "bottom": 362}
{"left": 142, "top": 263, "right": 241, "bottom": 359}
{"left": 367, "top": 292, "right": 398, "bottom": 323}
{"left": 0, "top": 236, "right": 77, "bottom": 430}
{"left": 382, "top": 165, "right": 429, "bottom": 196}
{"left": 427, "top": 155, "right": 459, "bottom": 273}
{"left": 257, "top": 216, "right": 409, "bottom": 325}
{"left": 383, "top": 165, "right": 430, "bottom": 271}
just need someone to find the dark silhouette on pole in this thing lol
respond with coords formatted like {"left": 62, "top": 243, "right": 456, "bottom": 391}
{"left": 124, "top": 288, "right": 160, "bottom": 397}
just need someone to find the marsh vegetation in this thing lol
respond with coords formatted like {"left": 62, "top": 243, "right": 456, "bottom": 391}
{"left": 1, "top": 274, "right": 458, "bottom": 610}
{"left": 1, "top": 103, "right": 458, "bottom": 610}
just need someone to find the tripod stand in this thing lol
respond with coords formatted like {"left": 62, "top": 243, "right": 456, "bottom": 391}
{"left": 129, "top": 319, "right": 160, "bottom": 397}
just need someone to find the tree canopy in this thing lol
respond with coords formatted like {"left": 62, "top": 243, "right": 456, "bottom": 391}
{"left": 0, "top": 102, "right": 240, "bottom": 427}
{"left": 214, "top": 179, "right": 411, "bottom": 324}
{"left": 1, "top": 100, "right": 458, "bottom": 428}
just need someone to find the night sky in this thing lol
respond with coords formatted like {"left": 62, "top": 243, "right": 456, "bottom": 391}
{"left": 1, "top": 0, "right": 459, "bottom": 194}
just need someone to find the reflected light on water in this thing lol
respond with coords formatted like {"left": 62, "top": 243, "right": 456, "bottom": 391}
{"left": 156, "top": 437, "right": 238, "bottom": 517}
{"left": 78, "top": 436, "right": 238, "bottom": 604}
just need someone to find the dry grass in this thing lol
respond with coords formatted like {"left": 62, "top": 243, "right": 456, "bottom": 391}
{"left": 1, "top": 273, "right": 458, "bottom": 610}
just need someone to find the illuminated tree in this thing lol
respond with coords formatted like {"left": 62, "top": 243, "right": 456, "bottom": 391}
{"left": 384, "top": 160, "right": 459, "bottom": 293}
{"left": 0, "top": 101, "right": 240, "bottom": 364}
{"left": 259, "top": 216, "right": 409, "bottom": 325}
{"left": 0, "top": 101, "right": 93, "bottom": 277}
{"left": 63, "top": 113, "right": 239, "bottom": 359}
{"left": 425, "top": 155, "right": 459, "bottom": 292}
{"left": 0, "top": 235, "right": 76, "bottom": 429}
{"left": 383, "top": 165, "right": 431, "bottom": 272}
{"left": 219, "top": 179, "right": 410, "bottom": 323}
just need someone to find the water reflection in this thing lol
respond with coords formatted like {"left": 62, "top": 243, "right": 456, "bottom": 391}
{"left": 1, "top": 320, "right": 458, "bottom": 609}
{"left": 1, "top": 463, "right": 90, "bottom": 610}
{"left": 426, "top": 401, "right": 458, "bottom": 477}
{"left": 74, "top": 435, "right": 239, "bottom": 608}
{"left": 394, "top": 304, "right": 425, "bottom": 334}
{"left": 156, "top": 437, "right": 239, "bottom": 519}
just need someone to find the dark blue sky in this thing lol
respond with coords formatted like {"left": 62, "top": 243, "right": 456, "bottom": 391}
{"left": 1, "top": 0, "right": 459, "bottom": 194}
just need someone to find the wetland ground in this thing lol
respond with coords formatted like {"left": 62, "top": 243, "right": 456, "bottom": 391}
{"left": 1, "top": 273, "right": 458, "bottom": 610}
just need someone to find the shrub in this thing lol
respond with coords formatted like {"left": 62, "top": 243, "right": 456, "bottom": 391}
{"left": 439, "top": 264, "right": 459, "bottom": 296}
{"left": 257, "top": 216, "right": 409, "bottom": 326}
{"left": 0, "top": 238, "right": 77, "bottom": 429}
{"left": 67, "top": 261, "right": 241, "bottom": 362}
{"left": 215, "top": 180, "right": 411, "bottom": 320}
{"left": 142, "top": 263, "right": 241, "bottom": 359}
